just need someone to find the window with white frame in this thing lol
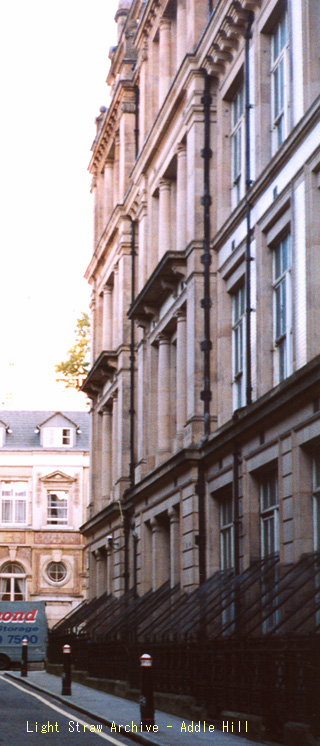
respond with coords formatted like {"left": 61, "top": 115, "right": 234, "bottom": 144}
{"left": 0, "top": 482, "right": 27, "bottom": 525}
{"left": 232, "top": 284, "right": 246, "bottom": 409}
{"left": 313, "top": 454, "right": 320, "bottom": 551}
{"left": 220, "top": 495, "right": 234, "bottom": 570}
{"left": 260, "top": 471, "right": 279, "bottom": 557}
{"left": 271, "top": 8, "right": 289, "bottom": 151}
{"left": 273, "top": 234, "right": 292, "bottom": 383}
{"left": 47, "top": 490, "right": 68, "bottom": 525}
{"left": 42, "top": 427, "right": 73, "bottom": 447}
{"left": 0, "top": 562, "right": 26, "bottom": 601}
{"left": 46, "top": 561, "right": 68, "bottom": 583}
{"left": 231, "top": 85, "right": 245, "bottom": 205}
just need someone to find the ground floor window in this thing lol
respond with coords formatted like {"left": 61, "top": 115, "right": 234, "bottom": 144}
{"left": 0, "top": 562, "right": 26, "bottom": 600}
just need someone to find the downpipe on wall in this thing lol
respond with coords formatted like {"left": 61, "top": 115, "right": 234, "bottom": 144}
{"left": 196, "top": 69, "right": 213, "bottom": 585}
{"left": 245, "top": 11, "right": 254, "bottom": 406}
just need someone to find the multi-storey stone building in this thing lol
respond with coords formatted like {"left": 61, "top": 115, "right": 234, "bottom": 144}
{"left": 0, "top": 411, "right": 89, "bottom": 627}
{"left": 82, "top": 0, "right": 320, "bottom": 608}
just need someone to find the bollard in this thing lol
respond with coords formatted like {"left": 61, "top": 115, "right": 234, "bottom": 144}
{"left": 21, "top": 638, "right": 28, "bottom": 677}
{"left": 61, "top": 644, "right": 72, "bottom": 695}
{"left": 140, "top": 653, "right": 155, "bottom": 729}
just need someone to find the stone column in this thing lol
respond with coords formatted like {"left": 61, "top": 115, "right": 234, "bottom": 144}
{"left": 151, "top": 518, "right": 161, "bottom": 591}
{"left": 112, "top": 267, "right": 119, "bottom": 349}
{"left": 106, "top": 546, "right": 113, "bottom": 595}
{"left": 102, "top": 285, "right": 113, "bottom": 350}
{"left": 92, "top": 407, "right": 102, "bottom": 512}
{"left": 139, "top": 41, "right": 148, "bottom": 145}
{"left": 169, "top": 508, "right": 180, "bottom": 587}
{"left": 94, "top": 550, "right": 105, "bottom": 597}
{"left": 113, "top": 133, "right": 120, "bottom": 206}
{"left": 137, "top": 335, "right": 146, "bottom": 468}
{"left": 176, "top": 0, "right": 187, "bottom": 69}
{"left": 112, "top": 393, "right": 118, "bottom": 489}
{"left": 101, "top": 408, "right": 112, "bottom": 502}
{"left": 93, "top": 173, "right": 104, "bottom": 245}
{"left": 159, "top": 18, "right": 172, "bottom": 106}
{"left": 97, "top": 293, "right": 104, "bottom": 358}
{"left": 158, "top": 179, "right": 171, "bottom": 260}
{"left": 157, "top": 334, "right": 171, "bottom": 458}
{"left": 103, "top": 158, "right": 114, "bottom": 224}
{"left": 89, "top": 290, "right": 96, "bottom": 365}
{"left": 176, "top": 143, "right": 187, "bottom": 252}
{"left": 176, "top": 310, "right": 187, "bottom": 445}
{"left": 138, "top": 201, "right": 148, "bottom": 292}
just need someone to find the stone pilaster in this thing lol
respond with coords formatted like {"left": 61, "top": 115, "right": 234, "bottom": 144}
{"left": 101, "top": 408, "right": 112, "bottom": 502}
{"left": 112, "top": 267, "right": 119, "bottom": 349}
{"left": 176, "top": 0, "right": 187, "bottom": 69}
{"left": 159, "top": 18, "right": 172, "bottom": 106}
{"left": 103, "top": 158, "right": 114, "bottom": 225}
{"left": 175, "top": 310, "right": 187, "bottom": 447}
{"left": 94, "top": 550, "right": 105, "bottom": 597}
{"left": 102, "top": 285, "right": 113, "bottom": 350}
{"left": 157, "top": 334, "right": 171, "bottom": 459}
{"left": 112, "top": 393, "right": 118, "bottom": 489}
{"left": 169, "top": 507, "right": 180, "bottom": 587}
{"left": 151, "top": 517, "right": 162, "bottom": 591}
{"left": 176, "top": 143, "right": 187, "bottom": 251}
{"left": 89, "top": 290, "right": 96, "bottom": 365}
{"left": 113, "top": 133, "right": 120, "bottom": 206}
{"left": 158, "top": 179, "right": 171, "bottom": 260}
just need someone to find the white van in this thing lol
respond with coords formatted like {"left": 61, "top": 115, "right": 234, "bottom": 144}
{"left": 0, "top": 601, "right": 47, "bottom": 669}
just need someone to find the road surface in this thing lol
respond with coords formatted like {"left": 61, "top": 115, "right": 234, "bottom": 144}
{"left": 0, "top": 674, "right": 139, "bottom": 746}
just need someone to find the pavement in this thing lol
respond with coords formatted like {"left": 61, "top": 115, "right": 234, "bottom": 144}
{"left": 5, "top": 669, "right": 264, "bottom": 746}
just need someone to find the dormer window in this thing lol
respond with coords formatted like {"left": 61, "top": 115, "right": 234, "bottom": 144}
{"left": 42, "top": 427, "right": 73, "bottom": 448}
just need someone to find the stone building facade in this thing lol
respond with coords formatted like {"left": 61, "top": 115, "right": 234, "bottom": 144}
{"left": 82, "top": 0, "right": 320, "bottom": 606}
{"left": 0, "top": 411, "right": 89, "bottom": 627}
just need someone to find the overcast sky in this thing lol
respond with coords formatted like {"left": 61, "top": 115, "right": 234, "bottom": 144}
{"left": 0, "top": 0, "right": 119, "bottom": 410}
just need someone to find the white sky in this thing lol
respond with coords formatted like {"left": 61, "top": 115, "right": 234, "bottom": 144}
{"left": 0, "top": 0, "right": 119, "bottom": 410}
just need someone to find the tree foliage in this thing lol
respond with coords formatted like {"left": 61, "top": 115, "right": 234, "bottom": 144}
{"left": 55, "top": 312, "right": 90, "bottom": 390}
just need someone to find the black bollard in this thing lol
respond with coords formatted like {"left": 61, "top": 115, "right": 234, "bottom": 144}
{"left": 61, "top": 644, "right": 72, "bottom": 695}
{"left": 21, "top": 638, "right": 28, "bottom": 677}
{"left": 139, "top": 653, "right": 155, "bottom": 729}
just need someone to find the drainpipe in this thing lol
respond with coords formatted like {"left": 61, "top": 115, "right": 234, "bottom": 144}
{"left": 196, "top": 462, "right": 206, "bottom": 586}
{"left": 124, "top": 512, "right": 130, "bottom": 594}
{"left": 134, "top": 85, "right": 139, "bottom": 159}
{"left": 129, "top": 217, "right": 136, "bottom": 489}
{"left": 196, "top": 70, "right": 212, "bottom": 587}
{"left": 200, "top": 69, "right": 212, "bottom": 441}
{"left": 245, "top": 11, "right": 254, "bottom": 406}
{"left": 123, "top": 217, "right": 136, "bottom": 594}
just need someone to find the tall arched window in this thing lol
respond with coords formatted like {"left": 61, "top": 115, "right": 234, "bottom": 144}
{"left": 0, "top": 562, "right": 26, "bottom": 601}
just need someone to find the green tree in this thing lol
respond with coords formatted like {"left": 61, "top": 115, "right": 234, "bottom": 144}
{"left": 55, "top": 312, "right": 90, "bottom": 390}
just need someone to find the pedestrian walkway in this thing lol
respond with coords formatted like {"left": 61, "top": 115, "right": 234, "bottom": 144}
{"left": 6, "top": 670, "right": 264, "bottom": 746}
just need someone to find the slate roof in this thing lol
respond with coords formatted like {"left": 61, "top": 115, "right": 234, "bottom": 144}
{"left": 0, "top": 411, "right": 90, "bottom": 451}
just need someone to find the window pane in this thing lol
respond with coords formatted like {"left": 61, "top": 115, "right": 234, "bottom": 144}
{"left": 47, "top": 491, "right": 68, "bottom": 524}
{"left": 15, "top": 500, "right": 26, "bottom": 523}
{"left": 261, "top": 473, "right": 278, "bottom": 510}
{"left": 2, "top": 500, "right": 12, "bottom": 522}
{"left": 275, "top": 280, "right": 286, "bottom": 338}
{"left": 47, "top": 561, "right": 67, "bottom": 582}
